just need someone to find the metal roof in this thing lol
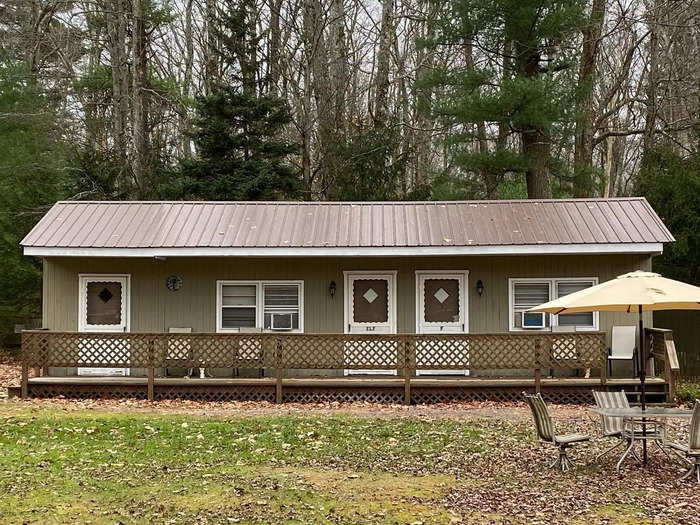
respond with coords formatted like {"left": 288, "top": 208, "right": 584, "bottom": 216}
{"left": 21, "top": 198, "right": 673, "bottom": 256}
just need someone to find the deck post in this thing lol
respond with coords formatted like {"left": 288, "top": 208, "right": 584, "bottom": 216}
{"left": 600, "top": 333, "right": 608, "bottom": 387}
{"left": 21, "top": 362, "right": 29, "bottom": 399}
{"left": 147, "top": 336, "right": 155, "bottom": 401}
{"left": 275, "top": 338, "right": 283, "bottom": 404}
{"left": 403, "top": 337, "right": 413, "bottom": 406}
{"left": 20, "top": 331, "right": 29, "bottom": 399}
{"left": 534, "top": 338, "right": 542, "bottom": 394}
{"left": 664, "top": 332, "right": 678, "bottom": 402}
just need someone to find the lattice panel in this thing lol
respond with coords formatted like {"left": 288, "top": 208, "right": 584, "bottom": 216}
{"left": 279, "top": 335, "right": 346, "bottom": 369}
{"left": 469, "top": 334, "right": 539, "bottom": 369}
{"left": 157, "top": 334, "right": 275, "bottom": 369}
{"left": 28, "top": 383, "right": 147, "bottom": 400}
{"left": 340, "top": 336, "right": 402, "bottom": 370}
{"left": 282, "top": 387, "right": 405, "bottom": 404}
{"left": 540, "top": 333, "right": 606, "bottom": 369}
{"left": 154, "top": 385, "right": 275, "bottom": 402}
{"left": 540, "top": 387, "right": 592, "bottom": 404}
{"left": 413, "top": 387, "right": 531, "bottom": 404}
{"left": 413, "top": 337, "right": 470, "bottom": 369}
{"left": 22, "top": 331, "right": 153, "bottom": 368}
{"left": 22, "top": 330, "right": 607, "bottom": 375}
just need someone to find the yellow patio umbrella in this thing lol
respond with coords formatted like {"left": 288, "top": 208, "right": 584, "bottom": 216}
{"left": 530, "top": 270, "right": 700, "bottom": 463}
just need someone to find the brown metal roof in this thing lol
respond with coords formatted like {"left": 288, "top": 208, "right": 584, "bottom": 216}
{"left": 21, "top": 198, "right": 674, "bottom": 251}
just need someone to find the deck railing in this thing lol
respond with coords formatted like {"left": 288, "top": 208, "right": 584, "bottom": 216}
{"left": 646, "top": 327, "right": 680, "bottom": 401}
{"left": 21, "top": 330, "right": 608, "bottom": 403}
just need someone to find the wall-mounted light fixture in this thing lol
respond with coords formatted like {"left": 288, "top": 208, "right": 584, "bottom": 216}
{"left": 329, "top": 281, "right": 337, "bottom": 298}
{"left": 476, "top": 279, "right": 484, "bottom": 297}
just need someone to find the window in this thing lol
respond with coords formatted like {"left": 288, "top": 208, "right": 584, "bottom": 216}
{"left": 220, "top": 284, "right": 258, "bottom": 329}
{"left": 509, "top": 278, "right": 598, "bottom": 331}
{"left": 217, "top": 281, "right": 303, "bottom": 332}
{"left": 263, "top": 284, "right": 300, "bottom": 330}
{"left": 555, "top": 281, "right": 595, "bottom": 328}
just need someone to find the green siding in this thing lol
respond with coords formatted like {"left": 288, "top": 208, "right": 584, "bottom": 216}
{"left": 42, "top": 254, "right": 653, "bottom": 340}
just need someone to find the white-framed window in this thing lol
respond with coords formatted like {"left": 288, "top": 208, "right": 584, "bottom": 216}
{"left": 216, "top": 280, "right": 304, "bottom": 332}
{"left": 508, "top": 278, "right": 598, "bottom": 331}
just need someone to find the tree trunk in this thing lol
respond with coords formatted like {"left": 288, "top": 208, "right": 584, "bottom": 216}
{"left": 181, "top": 0, "right": 194, "bottom": 158}
{"left": 268, "top": 0, "right": 283, "bottom": 94}
{"left": 522, "top": 128, "right": 552, "bottom": 198}
{"left": 204, "top": 0, "right": 218, "bottom": 95}
{"left": 373, "top": 0, "right": 394, "bottom": 127}
{"left": 515, "top": 39, "right": 551, "bottom": 198}
{"left": 303, "top": 0, "right": 335, "bottom": 198}
{"left": 108, "top": 0, "right": 129, "bottom": 165}
{"left": 132, "top": 0, "right": 148, "bottom": 197}
{"left": 412, "top": 0, "right": 437, "bottom": 190}
{"left": 643, "top": 23, "right": 659, "bottom": 152}
{"left": 329, "top": 0, "right": 348, "bottom": 134}
{"left": 573, "top": 0, "right": 606, "bottom": 197}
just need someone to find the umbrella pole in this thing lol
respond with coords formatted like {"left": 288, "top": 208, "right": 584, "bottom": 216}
{"left": 638, "top": 305, "right": 647, "bottom": 465}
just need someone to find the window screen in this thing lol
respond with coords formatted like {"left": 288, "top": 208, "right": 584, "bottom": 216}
{"left": 352, "top": 279, "right": 389, "bottom": 323}
{"left": 221, "top": 284, "right": 257, "bottom": 329}
{"left": 86, "top": 282, "right": 122, "bottom": 325}
{"left": 423, "top": 279, "right": 460, "bottom": 323}
{"left": 556, "top": 281, "right": 595, "bottom": 327}
{"left": 513, "top": 282, "right": 550, "bottom": 328}
{"left": 263, "top": 284, "right": 300, "bottom": 330}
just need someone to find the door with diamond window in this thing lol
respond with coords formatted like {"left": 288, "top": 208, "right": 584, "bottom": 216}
{"left": 344, "top": 272, "right": 397, "bottom": 375}
{"left": 78, "top": 274, "right": 130, "bottom": 376}
{"left": 416, "top": 271, "right": 469, "bottom": 375}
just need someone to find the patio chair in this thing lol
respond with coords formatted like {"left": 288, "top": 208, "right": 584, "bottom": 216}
{"left": 523, "top": 392, "right": 590, "bottom": 472}
{"left": 607, "top": 326, "right": 637, "bottom": 378}
{"left": 592, "top": 389, "right": 667, "bottom": 469}
{"left": 667, "top": 399, "right": 700, "bottom": 483}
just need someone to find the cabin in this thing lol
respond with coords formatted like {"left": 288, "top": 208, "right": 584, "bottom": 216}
{"left": 14, "top": 198, "right": 681, "bottom": 404}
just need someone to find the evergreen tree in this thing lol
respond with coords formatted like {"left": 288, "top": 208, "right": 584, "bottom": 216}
{"left": 0, "top": 63, "right": 70, "bottom": 336}
{"left": 638, "top": 148, "right": 700, "bottom": 285}
{"left": 178, "top": 88, "right": 299, "bottom": 200}
{"left": 175, "top": 0, "right": 299, "bottom": 200}
{"left": 423, "top": 0, "right": 586, "bottom": 198}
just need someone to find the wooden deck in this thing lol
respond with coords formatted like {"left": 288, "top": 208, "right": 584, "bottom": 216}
{"left": 16, "top": 329, "right": 678, "bottom": 404}
{"left": 9, "top": 375, "right": 669, "bottom": 405}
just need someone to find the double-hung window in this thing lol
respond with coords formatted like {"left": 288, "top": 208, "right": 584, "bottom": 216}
{"left": 217, "top": 280, "right": 303, "bottom": 332}
{"left": 509, "top": 278, "right": 598, "bottom": 331}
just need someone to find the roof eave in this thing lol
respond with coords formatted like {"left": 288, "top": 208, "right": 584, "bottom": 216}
{"left": 23, "top": 242, "right": 665, "bottom": 258}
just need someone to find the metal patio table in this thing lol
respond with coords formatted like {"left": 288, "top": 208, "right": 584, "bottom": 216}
{"left": 590, "top": 407, "right": 693, "bottom": 470}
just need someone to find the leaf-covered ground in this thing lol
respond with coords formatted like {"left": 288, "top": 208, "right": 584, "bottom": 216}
{"left": 1, "top": 399, "right": 699, "bottom": 525}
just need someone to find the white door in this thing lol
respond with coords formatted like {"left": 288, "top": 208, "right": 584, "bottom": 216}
{"left": 344, "top": 271, "right": 397, "bottom": 375}
{"left": 78, "top": 275, "right": 130, "bottom": 376}
{"left": 415, "top": 271, "right": 469, "bottom": 375}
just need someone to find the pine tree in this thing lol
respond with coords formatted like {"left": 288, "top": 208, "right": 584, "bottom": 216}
{"left": 175, "top": 0, "right": 299, "bottom": 200}
{"left": 179, "top": 88, "right": 299, "bottom": 200}
{"left": 424, "top": 0, "right": 586, "bottom": 198}
{"left": 0, "top": 63, "right": 70, "bottom": 334}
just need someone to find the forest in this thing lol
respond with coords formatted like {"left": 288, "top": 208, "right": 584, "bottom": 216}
{"left": 0, "top": 0, "right": 698, "bottom": 331}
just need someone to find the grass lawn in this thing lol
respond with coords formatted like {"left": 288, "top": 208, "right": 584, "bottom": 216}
{"left": 0, "top": 400, "right": 698, "bottom": 524}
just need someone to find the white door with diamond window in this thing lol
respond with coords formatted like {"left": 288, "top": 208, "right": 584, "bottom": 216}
{"left": 344, "top": 271, "right": 397, "bottom": 375}
{"left": 77, "top": 274, "right": 130, "bottom": 376}
{"left": 415, "top": 271, "right": 469, "bottom": 375}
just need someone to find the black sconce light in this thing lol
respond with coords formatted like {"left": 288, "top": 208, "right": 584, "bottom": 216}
{"left": 329, "top": 281, "right": 337, "bottom": 298}
{"left": 476, "top": 280, "right": 484, "bottom": 297}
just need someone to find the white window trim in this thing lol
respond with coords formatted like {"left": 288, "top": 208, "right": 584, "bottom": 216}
{"left": 508, "top": 277, "right": 599, "bottom": 332}
{"left": 216, "top": 280, "right": 304, "bottom": 333}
